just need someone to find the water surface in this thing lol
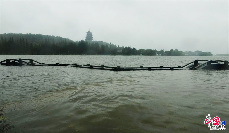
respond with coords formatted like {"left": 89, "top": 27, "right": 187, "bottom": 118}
{"left": 0, "top": 55, "right": 228, "bottom": 133}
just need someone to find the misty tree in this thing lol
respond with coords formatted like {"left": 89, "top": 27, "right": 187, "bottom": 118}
{"left": 0, "top": 33, "right": 212, "bottom": 56}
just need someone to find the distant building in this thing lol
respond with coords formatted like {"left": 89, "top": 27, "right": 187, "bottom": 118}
{"left": 85, "top": 31, "right": 93, "bottom": 42}
{"left": 84, "top": 31, "right": 112, "bottom": 45}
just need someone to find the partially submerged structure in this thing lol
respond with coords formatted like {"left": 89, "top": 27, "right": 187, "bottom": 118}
{"left": 0, "top": 59, "right": 228, "bottom": 71}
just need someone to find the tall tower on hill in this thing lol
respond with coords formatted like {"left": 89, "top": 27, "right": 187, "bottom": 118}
{"left": 85, "top": 30, "right": 93, "bottom": 42}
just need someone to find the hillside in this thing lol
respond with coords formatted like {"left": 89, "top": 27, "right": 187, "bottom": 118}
{"left": 0, "top": 33, "right": 74, "bottom": 45}
{"left": 0, "top": 33, "right": 119, "bottom": 55}
{"left": 0, "top": 33, "right": 212, "bottom": 56}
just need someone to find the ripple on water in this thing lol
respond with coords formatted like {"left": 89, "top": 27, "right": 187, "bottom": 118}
{"left": 0, "top": 55, "right": 229, "bottom": 133}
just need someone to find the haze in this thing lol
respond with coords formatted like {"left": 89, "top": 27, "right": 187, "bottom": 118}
{"left": 0, "top": 0, "right": 228, "bottom": 54}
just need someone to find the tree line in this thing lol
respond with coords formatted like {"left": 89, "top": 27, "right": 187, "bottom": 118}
{"left": 0, "top": 33, "right": 212, "bottom": 56}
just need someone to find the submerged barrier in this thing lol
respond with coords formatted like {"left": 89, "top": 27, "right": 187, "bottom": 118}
{"left": 0, "top": 59, "right": 228, "bottom": 71}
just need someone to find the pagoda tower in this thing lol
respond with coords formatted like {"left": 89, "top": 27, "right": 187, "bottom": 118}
{"left": 85, "top": 30, "right": 93, "bottom": 42}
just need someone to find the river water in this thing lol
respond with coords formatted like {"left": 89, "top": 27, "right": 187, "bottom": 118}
{"left": 0, "top": 55, "right": 228, "bottom": 133}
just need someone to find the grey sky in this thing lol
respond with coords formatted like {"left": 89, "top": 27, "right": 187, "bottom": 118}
{"left": 0, "top": 0, "right": 228, "bottom": 54}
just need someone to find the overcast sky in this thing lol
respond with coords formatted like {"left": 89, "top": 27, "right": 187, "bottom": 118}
{"left": 0, "top": 0, "right": 228, "bottom": 54}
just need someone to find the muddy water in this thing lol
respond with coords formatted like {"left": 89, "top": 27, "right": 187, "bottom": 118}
{"left": 0, "top": 55, "right": 228, "bottom": 133}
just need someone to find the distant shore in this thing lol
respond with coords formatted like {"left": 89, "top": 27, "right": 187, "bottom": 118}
{"left": 0, "top": 33, "right": 213, "bottom": 56}
{"left": 215, "top": 54, "right": 229, "bottom": 56}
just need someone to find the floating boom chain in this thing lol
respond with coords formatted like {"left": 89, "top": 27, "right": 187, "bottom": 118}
{"left": 0, "top": 59, "right": 228, "bottom": 71}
